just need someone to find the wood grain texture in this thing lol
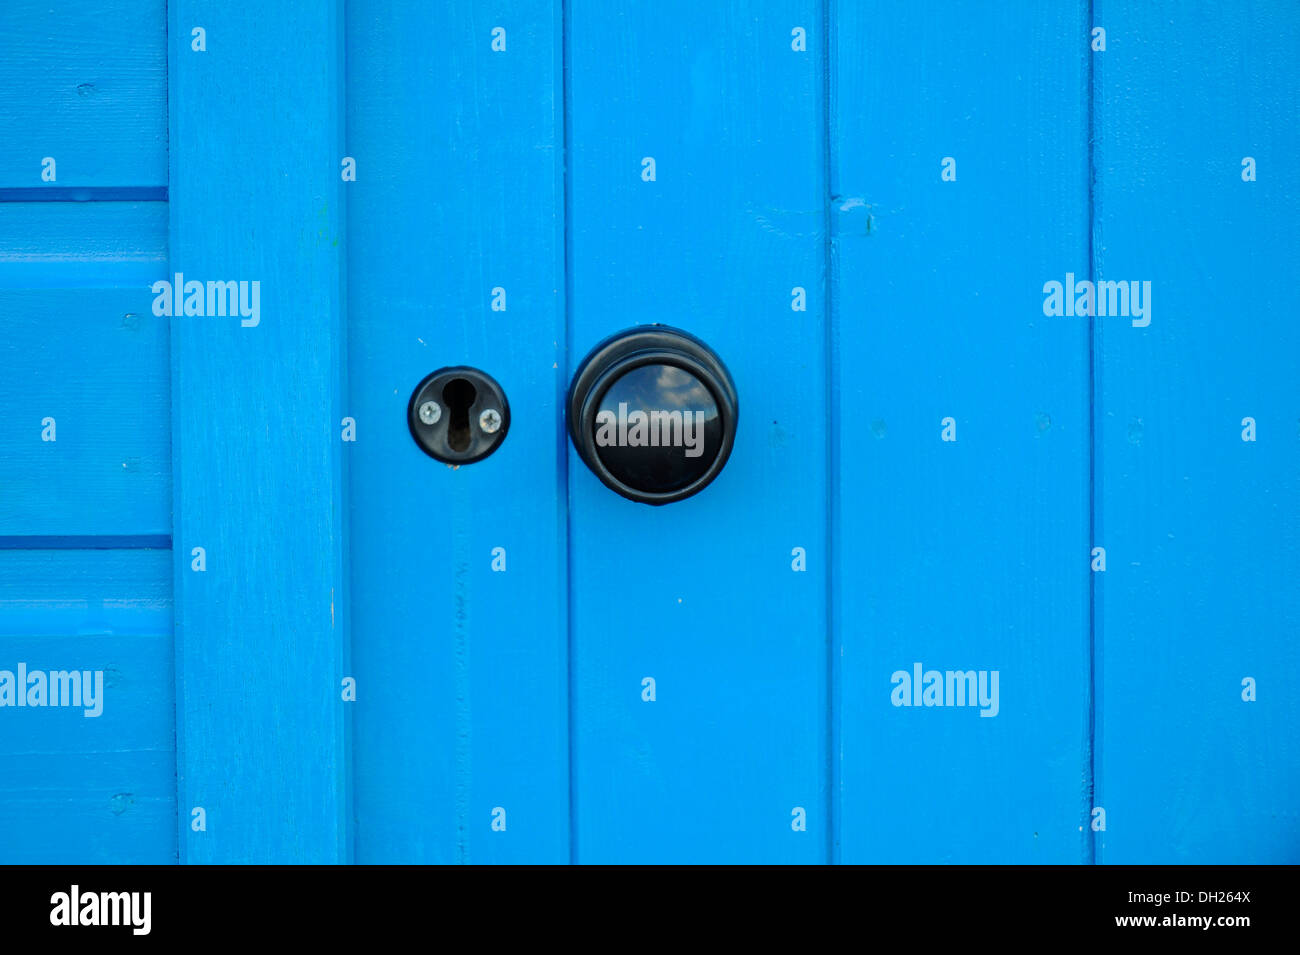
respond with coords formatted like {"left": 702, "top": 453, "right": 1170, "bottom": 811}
{"left": 0, "top": 1, "right": 166, "bottom": 189}
{"left": 346, "top": 0, "right": 570, "bottom": 863}
{"left": 0, "top": 201, "right": 166, "bottom": 288}
{"left": 169, "top": 0, "right": 350, "bottom": 863}
{"left": 0, "top": 549, "right": 175, "bottom": 864}
{"left": 567, "top": 0, "right": 828, "bottom": 863}
{"left": 833, "top": 1, "right": 1093, "bottom": 862}
{"left": 1, "top": 0, "right": 1295, "bottom": 866}
{"left": 0, "top": 287, "right": 168, "bottom": 538}
{"left": 1093, "top": 0, "right": 1300, "bottom": 863}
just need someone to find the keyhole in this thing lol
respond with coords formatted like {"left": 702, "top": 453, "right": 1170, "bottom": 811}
{"left": 443, "top": 378, "right": 477, "bottom": 452}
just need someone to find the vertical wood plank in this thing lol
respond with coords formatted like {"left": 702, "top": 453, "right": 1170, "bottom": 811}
{"left": 1094, "top": 0, "right": 1300, "bottom": 862}
{"left": 169, "top": 1, "right": 350, "bottom": 863}
{"left": 567, "top": 0, "right": 828, "bottom": 863}
{"left": 833, "top": 1, "right": 1093, "bottom": 862}
{"left": 345, "top": 2, "right": 570, "bottom": 863}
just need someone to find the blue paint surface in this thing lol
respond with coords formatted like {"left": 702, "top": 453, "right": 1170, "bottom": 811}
{"left": 0, "top": 551, "right": 175, "bottom": 863}
{"left": 834, "top": 1, "right": 1094, "bottom": 863}
{"left": 565, "top": 0, "right": 828, "bottom": 863}
{"left": 0, "top": 1, "right": 175, "bottom": 865}
{"left": 0, "top": 0, "right": 1296, "bottom": 864}
{"left": 0, "top": 285, "right": 169, "bottom": 537}
{"left": 167, "top": 0, "right": 351, "bottom": 863}
{"left": 346, "top": 1, "right": 570, "bottom": 863}
{"left": 0, "top": 1, "right": 167, "bottom": 189}
{"left": 1093, "top": 1, "right": 1300, "bottom": 863}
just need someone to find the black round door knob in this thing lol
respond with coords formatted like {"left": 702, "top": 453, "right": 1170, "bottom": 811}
{"left": 567, "top": 325, "right": 739, "bottom": 505}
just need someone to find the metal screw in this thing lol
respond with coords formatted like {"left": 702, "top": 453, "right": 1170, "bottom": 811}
{"left": 418, "top": 401, "right": 441, "bottom": 425}
{"left": 479, "top": 408, "right": 502, "bottom": 434}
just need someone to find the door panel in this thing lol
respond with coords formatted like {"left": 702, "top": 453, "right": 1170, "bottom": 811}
{"left": 1094, "top": 0, "right": 1300, "bottom": 863}
{"left": 2, "top": 0, "right": 1296, "bottom": 866}
{"left": 0, "top": 0, "right": 166, "bottom": 193}
{"left": 168, "top": 0, "right": 350, "bottom": 864}
{"left": 347, "top": 1, "right": 570, "bottom": 863}
{"left": 0, "top": 550, "right": 173, "bottom": 863}
{"left": 0, "top": 284, "right": 169, "bottom": 539}
{"left": 0, "top": 0, "right": 174, "bottom": 865}
{"left": 566, "top": 0, "right": 828, "bottom": 863}
{"left": 833, "top": 1, "right": 1093, "bottom": 863}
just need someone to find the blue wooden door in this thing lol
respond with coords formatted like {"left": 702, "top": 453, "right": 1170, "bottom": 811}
{"left": 0, "top": 0, "right": 175, "bottom": 863}
{"left": 1, "top": 0, "right": 1296, "bottom": 865}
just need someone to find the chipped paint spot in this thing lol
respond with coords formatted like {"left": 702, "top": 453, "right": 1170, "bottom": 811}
{"left": 109, "top": 793, "right": 134, "bottom": 815}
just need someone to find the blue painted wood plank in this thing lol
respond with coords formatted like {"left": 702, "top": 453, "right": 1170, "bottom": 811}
{"left": 567, "top": 0, "right": 828, "bottom": 863}
{"left": 1093, "top": 0, "right": 1300, "bottom": 863}
{"left": 833, "top": 1, "right": 1093, "bottom": 862}
{"left": 346, "top": 0, "right": 570, "bottom": 864}
{"left": 0, "top": 546, "right": 170, "bottom": 606}
{"left": 0, "top": 287, "right": 169, "bottom": 537}
{"left": 0, "top": 549, "right": 175, "bottom": 864}
{"left": 169, "top": 1, "right": 350, "bottom": 864}
{"left": 0, "top": 1, "right": 167, "bottom": 189}
{"left": 0, "top": 768, "right": 175, "bottom": 864}
{"left": 0, "top": 200, "right": 166, "bottom": 288}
